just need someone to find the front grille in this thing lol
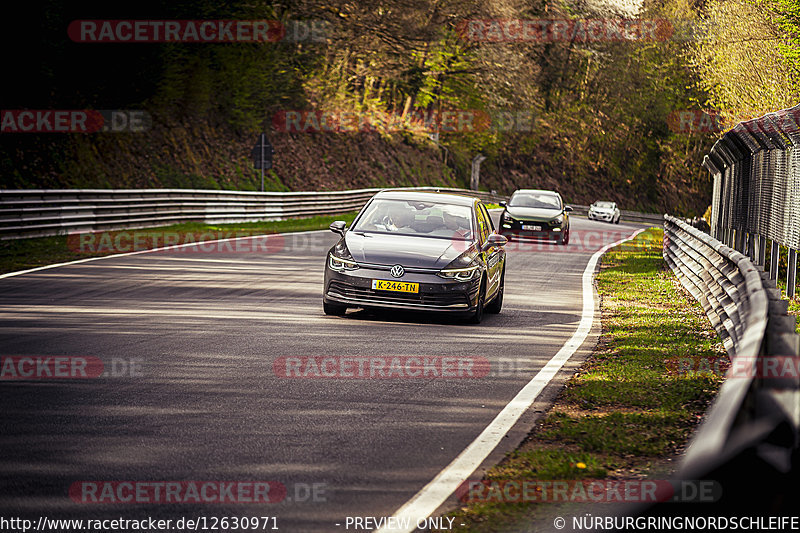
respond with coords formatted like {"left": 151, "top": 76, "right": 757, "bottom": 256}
{"left": 505, "top": 219, "right": 557, "bottom": 230}
{"left": 327, "top": 280, "right": 470, "bottom": 308}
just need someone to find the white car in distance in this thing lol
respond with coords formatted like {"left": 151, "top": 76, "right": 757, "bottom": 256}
{"left": 588, "top": 201, "right": 621, "bottom": 224}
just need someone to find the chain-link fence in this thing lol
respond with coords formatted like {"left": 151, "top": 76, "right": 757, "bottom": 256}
{"left": 703, "top": 104, "right": 800, "bottom": 297}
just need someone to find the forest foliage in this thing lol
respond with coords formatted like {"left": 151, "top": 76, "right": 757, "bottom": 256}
{"left": 2, "top": 0, "right": 799, "bottom": 215}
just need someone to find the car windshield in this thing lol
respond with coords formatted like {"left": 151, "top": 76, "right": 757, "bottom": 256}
{"left": 351, "top": 198, "right": 474, "bottom": 240}
{"left": 595, "top": 201, "right": 615, "bottom": 208}
{"left": 509, "top": 193, "right": 562, "bottom": 210}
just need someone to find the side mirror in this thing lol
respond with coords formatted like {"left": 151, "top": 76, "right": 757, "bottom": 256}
{"left": 499, "top": 201, "right": 507, "bottom": 207}
{"left": 329, "top": 221, "right": 346, "bottom": 236}
{"left": 565, "top": 206, "right": 574, "bottom": 212}
{"left": 483, "top": 233, "right": 508, "bottom": 250}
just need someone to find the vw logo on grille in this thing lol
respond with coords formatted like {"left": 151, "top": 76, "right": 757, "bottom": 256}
{"left": 390, "top": 264, "right": 405, "bottom": 278}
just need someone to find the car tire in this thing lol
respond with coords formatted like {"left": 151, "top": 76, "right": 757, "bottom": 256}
{"left": 323, "top": 301, "right": 347, "bottom": 316}
{"left": 468, "top": 278, "right": 486, "bottom": 324}
{"left": 615, "top": 216, "right": 620, "bottom": 224}
{"left": 485, "top": 268, "right": 504, "bottom": 314}
{"left": 560, "top": 228, "right": 570, "bottom": 245}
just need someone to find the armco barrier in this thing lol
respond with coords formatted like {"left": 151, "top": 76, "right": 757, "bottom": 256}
{"left": 0, "top": 187, "right": 506, "bottom": 240}
{"left": 0, "top": 187, "right": 663, "bottom": 240}
{"left": 624, "top": 214, "right": 800, "bottom": 519}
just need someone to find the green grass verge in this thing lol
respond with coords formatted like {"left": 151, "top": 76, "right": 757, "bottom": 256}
{"left": 0, "top": 212, "right": 358, "bottom": 275}
{"left": 443, "top": 227, "right": 726, "bottom": 532}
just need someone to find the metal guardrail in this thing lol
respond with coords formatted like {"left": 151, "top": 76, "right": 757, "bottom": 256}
{"left": 0, "top": 187, "right": 506, "bottom": 240}
{"left": 664, "top": 215, "right": 769, "bottom": 358}
{"left": 655, "top": 215, "right": 800, "bottom": 515}
{"left": 0, "top": 187, "right": 665, "bottom": 240}
{"left": 703, "top": 105, "right": 800, "bottom": 297}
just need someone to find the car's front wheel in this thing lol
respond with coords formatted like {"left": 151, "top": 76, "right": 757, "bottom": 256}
{"left": 560, "top": 228, "right": 570, "bottom": 245}
{"left": 468, "top": 279, "right": 486, "bottom": 324}
{"left": 485, "top": 268, "right": 504, "bottom": 314}
{"left": 323, "top": 301, "right": 347, "bottom": 316}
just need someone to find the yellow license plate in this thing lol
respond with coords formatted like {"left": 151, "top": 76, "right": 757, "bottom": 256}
{"left": 372, "top": 280, "right": 419, "bottom": 293}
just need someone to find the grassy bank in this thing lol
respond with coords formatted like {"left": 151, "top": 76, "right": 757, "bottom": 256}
{"left": 444, "top": 228, "right": 727, "bottom": 531}
{"left": 0, "top": 212, "right": 358, "bottom": 275}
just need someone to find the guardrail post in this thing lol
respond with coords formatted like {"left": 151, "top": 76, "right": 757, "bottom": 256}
{"left": 757, "top": 235, "right": 766, "bottom": 266}
{"left": 770, "top": 241, "right": 780, "bottom": 281}
{"left": 735, "top": 230, "right": 745, "bottom": 253}
{"left": 788, "top": 248, "right": 798, "bottom": 298}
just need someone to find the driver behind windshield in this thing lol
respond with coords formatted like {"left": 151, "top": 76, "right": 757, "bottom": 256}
{"left": 510, "top": 193, "right": 561, "bottom": 209}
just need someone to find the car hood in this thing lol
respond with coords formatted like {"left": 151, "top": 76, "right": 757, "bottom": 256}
{"left": 505, "top": 206, "right": 563, "bottom": 222}
{"left": 345, "top": 232, "right": 472, "bottom": 269}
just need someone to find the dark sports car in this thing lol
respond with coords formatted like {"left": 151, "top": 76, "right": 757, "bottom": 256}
{"left": 498, "top": 189, "right": 572, "bottom": 244}
{"left": 322, "top": 190, "right": 507, "bottom": 323}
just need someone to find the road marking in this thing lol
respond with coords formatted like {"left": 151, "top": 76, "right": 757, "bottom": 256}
{"left": 0, "top": 230, "right": 330, "bottom": 280}
{"left": 375, "top": 228, "right": 647, "bottom": 533}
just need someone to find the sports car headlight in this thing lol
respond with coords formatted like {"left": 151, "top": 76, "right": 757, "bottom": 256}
{"left": 328, "top": 241, "right": 359, "bottom": 271}
{"left": 550, "top": 215, "right": 564, "bottom": 225}
{"left": 438, "top": 251, "right": 480, "bottom": 281}
{"left": 501, "top": 212, "right": 514, "bottom": 223}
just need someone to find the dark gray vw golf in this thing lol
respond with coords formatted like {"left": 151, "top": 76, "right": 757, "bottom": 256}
{"left": 323, "top": 190, "right": 508, "bottom": 323}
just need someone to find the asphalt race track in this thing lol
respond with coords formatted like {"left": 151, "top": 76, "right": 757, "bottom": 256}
{"left": 0, "top": 216, "right": 649, "bottom": 532}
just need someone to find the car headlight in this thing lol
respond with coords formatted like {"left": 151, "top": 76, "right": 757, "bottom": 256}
{"left": 438, "top": 265, "right": 480, "bottom": 281}
{"left": 328, "top": 241, "right": 359, "bottom": 271}
{"left": 329, "top": 254, "right": 359, "bottom": 271}
{"left": 550, "top": 215, "right": 564, "bottom": 226}
{"left": 501, "top": 212, "right": 514, "bottom": 223}
{"left": 438, "top": 250, "right": 480, "bottom": 282}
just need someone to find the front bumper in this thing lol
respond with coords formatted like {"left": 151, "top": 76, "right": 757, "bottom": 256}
{"left": 588, "top": 211, "right": 614, "bottom": 221}
{"left": 324, "top": 266, "right": 481, "bottom": 313}
{"left": 498, "top": 220, "right": 564, "bottom": 242}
